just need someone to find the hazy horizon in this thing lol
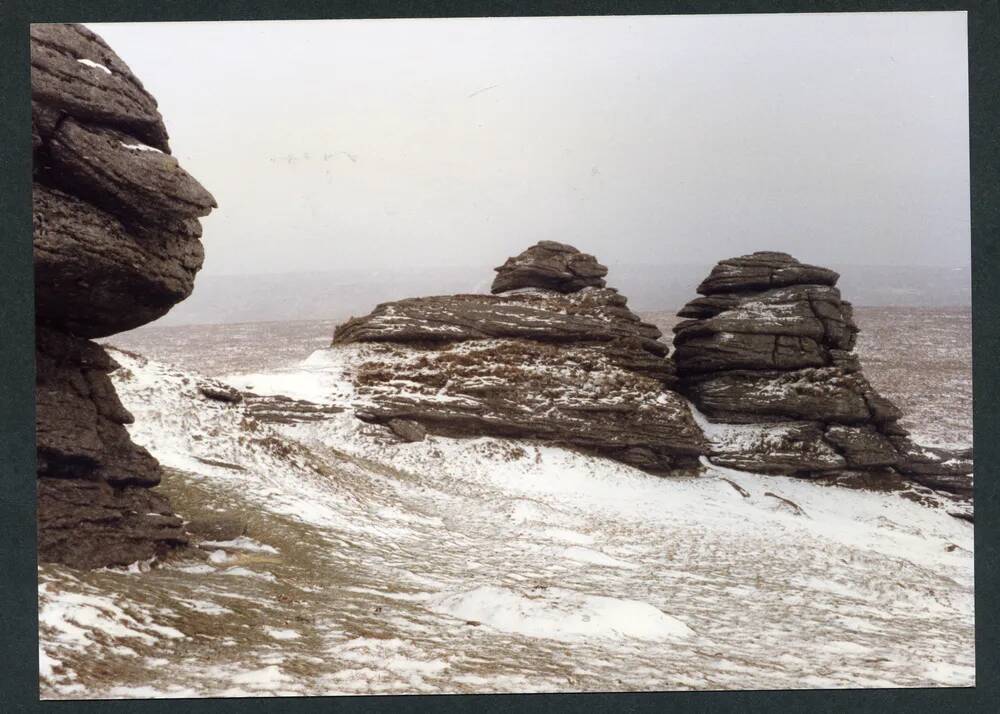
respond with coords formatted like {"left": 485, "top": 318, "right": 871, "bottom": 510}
{"left": 109, "top": 262, "right": 971, "bottom": 330}
{"left": 85, "top": 12, "right": 971, "bottom": 279}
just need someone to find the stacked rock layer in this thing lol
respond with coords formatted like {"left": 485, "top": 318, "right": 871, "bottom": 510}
{"left": 333, "top": 242, "right": 707, "bottom": 473}
{"left": 32, "top": 24, "right": 216, "bottom": 568}
{"left": 674, "top": 252, "right": 973, "bottom": 497}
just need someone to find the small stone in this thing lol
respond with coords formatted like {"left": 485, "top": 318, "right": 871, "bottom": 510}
{"left": 198, "top": 383, "right": 243, "bottom": 404}
{"left": 388, "top": 419, "right": 427, "bottom": 443}
{"left": 185, "top": 517, "right": 248, "bottom": 542}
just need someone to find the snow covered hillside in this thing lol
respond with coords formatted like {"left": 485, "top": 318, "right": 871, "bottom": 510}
{"left": 37, "top": 346, "right": 974, "bottom": 698}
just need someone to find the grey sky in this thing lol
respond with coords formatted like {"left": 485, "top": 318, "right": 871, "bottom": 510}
{"left": 87, "top": 12, "right": 970, "bottom": 277}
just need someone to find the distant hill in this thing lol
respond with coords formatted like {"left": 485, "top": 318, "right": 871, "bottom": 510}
{"left": 151, "top": 263, "right": 971, "bottom": 327}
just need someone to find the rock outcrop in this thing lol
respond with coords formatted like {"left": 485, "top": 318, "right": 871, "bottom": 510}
{"left": 333, "top": 243, "right": 706, "bottom": 473}
{"left": 32, "top": 24, "right": 216, "bottom": 567}
{"left": 491, "top": 241, "right": 608, "bottom": 294}
{"left": 674, "top": 252, "right": 973, "bottom": 497}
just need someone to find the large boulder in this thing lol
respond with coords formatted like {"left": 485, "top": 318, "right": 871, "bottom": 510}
{"left": 695, "top": 251, "right": 839, "bottom": 295}
{"left": 32, "top": 24, "right": 216, "bottom": 568}
{"left": 33, "top": 184, "right": 205, "bottom": 337}
{"left": 334, "top": 246, "right": 706, "bottom": 473}
{"left": 675, "top": 253, "right": 973, "bottom": 496}
{"left": 491, "top": 241, "right": 608, "bottom": 294}
{"left": 335, "top": 288, "right": 674, "bottom": 384}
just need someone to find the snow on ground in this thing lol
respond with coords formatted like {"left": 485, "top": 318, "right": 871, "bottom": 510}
{"left": 37, "top": 346, "right": 974, "bottom": 698}
{"left": 426, "top": 586, "right": 693, "bottom": 642}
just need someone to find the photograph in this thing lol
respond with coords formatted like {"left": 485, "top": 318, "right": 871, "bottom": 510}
{"left": 30, "top": 11, "right": 974, "bottom": 699}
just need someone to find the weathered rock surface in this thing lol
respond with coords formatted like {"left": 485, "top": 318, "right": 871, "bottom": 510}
{"left": 695, "top": 251, "right": 839, "bottom": 295}
{"left": 334, "top": 245, "right": 706, "bottom": 473}
{"left": 388, "top": 419, "right": 428, "bottom": 443}
{"left": 37, "top": 478, "right": 187, "bottom": 570}
{"left": 30, "top": 23, "right": 169, "bottom": 150}
{"left": 36, "top": 327, "right": 162, "bottom": 488}
{"left": 703, "top": 421, "right": 847, "bottom": 476}
{"left": 491, "top": 241, "right": 608, "bottom": 294}
{"left": 891, "top": 439, "right": 974, "bottom": 495}
{"left": 335, "top": 288, "right": 674, "bottom": 385}
{"left": 198, "top": 382, "right": 243, "bottom": 404}
{"left": 33, "top": 24, "right": 216, "bottom": 568}
{"left": 243, "top": 393, "right": 345, "bottom": 424}
{"left": 676, "top": 253, "right": 973, "bottom": 497}
{"left": 33, "top": 184, "right": 205, "bottom": 337}
{"left": 47, "top": 118, "right": 215, "bottom": 227}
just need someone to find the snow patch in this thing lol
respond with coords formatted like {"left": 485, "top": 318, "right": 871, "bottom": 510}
{"left": 120, "top": 142, "right": 163, "bottom": 154}
{"left": 427, "top": 585, "right": 693, "bottom": 642}
{"left": 200, "top": 536, "right": 279, "bottom": 554}
{"left": 265, "top": 627, "right": 301, "bottom": 640}
{"left": 560, "top": 546, "right": 637, "bottom": 570}
{"left": 76, "top": 58, "right": 111, "bottom": 74}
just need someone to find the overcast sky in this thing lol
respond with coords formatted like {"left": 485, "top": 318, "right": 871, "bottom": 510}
{"left": 87, "top": 12, "right": 970, "bottom": 276}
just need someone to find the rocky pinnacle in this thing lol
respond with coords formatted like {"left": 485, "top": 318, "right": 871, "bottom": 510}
{"left": 32, "top": 24, "right": 217, "bottom": 568}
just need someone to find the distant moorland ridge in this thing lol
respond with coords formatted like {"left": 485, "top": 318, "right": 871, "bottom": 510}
{"left": 152, "top": 263, "right": 971, "bottom": 327}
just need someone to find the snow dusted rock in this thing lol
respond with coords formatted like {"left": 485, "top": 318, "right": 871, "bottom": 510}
{"left": 701, "top": 421, "right": 846, "bottom": 476}
{"left": 695, "top": 251, "right": 839, "bottom": 295}
{"left": 891, "top": 440, "right": 974, "bottom": 495}
{"left": 335, "top": 289, "right": 674, "bottom": 384}
{"left": 32, "top": 23, "right": 216, "bottom": 339}
{"left": 388, "top": 418, "right": 427, "bottom": 443}
{"left": 47, "top": 118, "right": 215, "bottom": 229}
{"left": 197, "top": 382, "right": 243, "bottom": 404}
{"left": 491, "top": 241, "right": 608, "bottom": 294}
{"left": 685, "top": 368, "right": 883, "bottom": 424}
{"left": 824, "top": 425, "right": 901, "bottom": 467}
{"left": 243, "top": 393, "right": 345, "bottom": 424}
{"left": 30, "top": 23, "right": 169, "bottom": 150}
{"left": 677, "top": 253, "right": 973, "bottom": 496}
{"left": 32, "top": 24, "right": 216, "bottom": 568}
{"left": 334, "top": 247, "right": 706, "bottom": 473}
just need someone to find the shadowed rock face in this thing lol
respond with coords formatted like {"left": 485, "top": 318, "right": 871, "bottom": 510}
{"left": 32, "top": 24, "right": 215, "bottom": 567}
{"left": 491, "top": 241, "right": 608, "bottom": 294}
{"left": 334, "top": 247, "right": 706, "bottom": 473}
{"left": 675, "top": 252, "right": 973, "bottom": 498}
